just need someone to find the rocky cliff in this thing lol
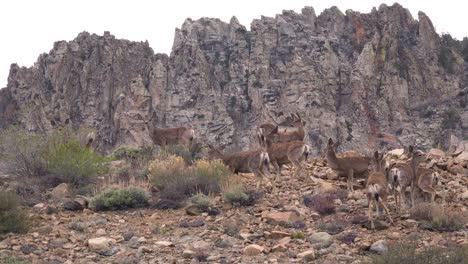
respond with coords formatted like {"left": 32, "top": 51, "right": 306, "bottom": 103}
{"left": 1, "top": 3, "right": 467, "bottom": 153}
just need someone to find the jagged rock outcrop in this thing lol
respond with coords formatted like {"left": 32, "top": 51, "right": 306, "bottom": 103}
{"left": 1, "top": 3, "right": 467, "bottom": 153}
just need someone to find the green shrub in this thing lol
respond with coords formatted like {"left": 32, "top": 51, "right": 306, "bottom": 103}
{"left": 112, "top": 146, "right": 154, "bottom": 161}
{"left": 0, "top": 254, "right": 31, "bottom": 264}
{"left": 0, "top": 126, "right": 107, "bottom": 190}
{"left": 223, "top": 185, "right": 249, "bottom": 205}
{"left": 44, "top": 139, "right": 107, "bottom": 188}
{"left": 0, "top": 191, "right": 29, "bottom": 234}
{"left": 365, "top": 242, "right": 468, "bottom": 264}
{"left": 90, "top": 187, "right": 149, "bottom": 211}
{"left": 291, "top": 231, "right": 305, "bottom": 239}
{"left": 190, "top": 193, "right": 213, "bottom": 211}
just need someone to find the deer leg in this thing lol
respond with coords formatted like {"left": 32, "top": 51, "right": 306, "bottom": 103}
{"left": 410, "top": 182, "right": 415, "bottom": 208}
{"left": 379, "top": 199, "right": 394, "bottom": 225}
{"left": 394, "top": 189, "right": 400, "bottom": 213}
{"left": 375, "top": 200, "right": 380, "bottom": 218}
{"left": 347, "top": 169, "right": 354, "bottom": 192}
{"left": 272, "top": 162, "right": 281, "bottom": 182}
{"left": 368, "top": 198, "right": 375, "bottom": 230}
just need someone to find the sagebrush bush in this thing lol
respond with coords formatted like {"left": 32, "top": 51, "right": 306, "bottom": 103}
{"left": 365, "top": 242, "right": 468, "bottom": 264}
{"left": 90, "top": 187, "right": 149, "bottom": 211}
{"left": 428, "top": 213, "right": 466, "bottom": 232}
{"left": 159, "top": 142, "right": 203, "bottom": 165}
{"left": 0, "top": 126, "right": 48, "bottom": 177}
{"left": 0, "top": 126, "right": 107, "bottom": 190}
{"left": 223, "top": 185, "right": 249, "bottom": 205}
{"left": 0, "top": 191, "right": 29, "bottom": 234}
{"left": 291, "top": 231, "right": 306, "bottom": 239}
{"left": 410, "top": 202, "right": 443, "bottom": 221}
{"left": 112, "top": 146, "right": 154, "bottom": 161}
{"left": 44, "top": 139, "right": 107, "bottom": 188}
{"left": 190, "top": 193, "right": 213, "bottom": 211}
{"left": 149, "top": 156, "right": 230, "bottom": 207}
{"left": 0, "top": 254, "right": 31, "bottom": 264}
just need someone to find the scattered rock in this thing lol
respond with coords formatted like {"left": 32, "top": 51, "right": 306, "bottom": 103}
{"left": 244, "top": 244, "right": 265, "bottom": 256}
{"left": 267, "top": 230, "right": 291, "bottom": 239}
{"left": 88, "top": 237, "right": 114, "bottom": 252}
{"left": 183, "top": 249, "right": 196, "bottom": 259}
{"left": 123, "top": 230, "right": 135, "bottom": 241}
{"left": 128, "top": 237, "right": 140, "bottom": 249}
{"left": 297, "top": 250, "right": 316, "bottom": 261}
{"left": 370, "top": 240, "right": 388, "bottom": 254}
{"left": 50, "top": 183, "right": 70, "bottom": 200}
{"left": 20, "top": 244, "right": 37, "bottom": 254}
{"left": 62, "top": 199, "right": 85, "bottom": 211}
{"left": 308, "top": 232, "right": 333, "bottom": 249}
{"left": 155, "top": 241, "right": 175, "bottom": 247}
{"left": 264, "top": 211, "right": 301, "bottom": 225}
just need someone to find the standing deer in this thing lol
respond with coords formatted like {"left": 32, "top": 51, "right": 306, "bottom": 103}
{"left": 150, "top": 126, "right": 195, "bottom": 148}
{"left": 259, "top": 113, "right": 305, "bottom": 137}
{"left": 366, "top": 150, "right": 394, "bottom": 230}
{"left": 386, "top": 146, "right": 425, "bottom": 211}
{"left": 258, "top": 133, "right": 312, "bottom": 182}
{"left": 325, "top": 138, "right": 370, "bottom": 191}
{"left": 415, "top": 167, "right": 440, "bottom": 203}
{"left": 207, "top": 144, "right": 271, "bottom": 189}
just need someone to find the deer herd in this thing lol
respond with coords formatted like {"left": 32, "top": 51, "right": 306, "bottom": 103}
{"left": 150, "top": 113, "right": 444, "bottom": 229}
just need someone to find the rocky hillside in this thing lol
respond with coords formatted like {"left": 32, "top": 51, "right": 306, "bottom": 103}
{"left": 1, "top": 3, "right": 467, "bottom": 153}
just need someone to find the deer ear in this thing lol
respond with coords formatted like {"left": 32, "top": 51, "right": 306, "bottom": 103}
{"left": 374, "top": 151, "right": 379, "bottom": 159}
{"left": 327, "top": 138, "right": 334, "bottom": 146}
{"left": 272, "top": 126, "right": 279, "bottom": 134}
{"left": 408, "top": 145, "right": 414, "bottom": 153}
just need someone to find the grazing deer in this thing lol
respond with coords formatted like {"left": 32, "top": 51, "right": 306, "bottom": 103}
{"left": 325, "top": 138, "right": 370, "bottom": 191}
{"left": 415, "top": 167, "right": 440, "bottom": 203}
{"left": 259, "top": 113, "right": 305, "bottom": 136}
{"left": 386, "top": 146, "right": 425, "bottom": 211}
{"left": 207, "top": 144, "right": 271, "bottom": 189}
{"left": 258, "top": 134, "right": 312, "bottom": 182}
{"left": 366, "top": 151, "right": 394, "bottom": 230}
{"left": 150, "top": 126, "right": 195, "bottom": 148}
{"left": 259, "top": 114, "right": 306, "bottom": 144}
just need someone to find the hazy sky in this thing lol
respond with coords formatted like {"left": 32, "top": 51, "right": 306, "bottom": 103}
{"left": 0, "top": 0, "right": 467, "bottom": 88}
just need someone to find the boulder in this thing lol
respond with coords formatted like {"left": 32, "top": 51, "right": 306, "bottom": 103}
{"left": 370, "top": 240, "right": 388, "bottom": 254}
{"left": 50, "top": 183, "right": 70, "bottom": 200}
{"left": 297, "top": 250, "right": 316, "bottom": 261}
{"left": 308, "top": 232, "right": 333, "bottom": 249}
{"left": 243, "top": 244, "right": 265, "bottom": 256}
{"left": 264, "top": 211, "right": 301, "bottom": 225}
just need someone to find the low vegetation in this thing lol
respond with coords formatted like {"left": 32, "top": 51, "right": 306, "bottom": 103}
{"left": 190, "top": 193, "right": 213, "bottom": 212}
{"left": 149, "top": 156, "right": 231, "bottom": 208}
{"left": 90, "top": 187, "right": 149, "bottom": 211}
{"left": 0, "top": 126, "right": 108, "bottom": 191}
{"left": 0, "top": 254, "right": 31, "bottom": 264}
{"left": 303, "top": 189, "right": 347, "bottom": 215}
{"left": 223, "top": 184, "right": 262, "bottom": 206}
{"left": 0, "top": 191, "right": 29, "bottom": 234}
{"left": 158, "top": 142, "right": 204, "bottom": 165}
{"left": 365, "top": 242, "right": 468, "bottom": 264}
{"left": 410, "top": 203, "right": 466, "bottom": 232}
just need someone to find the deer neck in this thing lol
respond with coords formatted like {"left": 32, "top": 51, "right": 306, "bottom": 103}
{"left": 326, "top": 149, "right": 339, "bottom": 168}
{"left": 409, "top": 156, "right": 421, "bottom": 175}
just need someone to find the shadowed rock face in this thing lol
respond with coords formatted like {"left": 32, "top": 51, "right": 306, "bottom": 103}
{"left": 1, "top": 4, "right": 467, "bottom": 153}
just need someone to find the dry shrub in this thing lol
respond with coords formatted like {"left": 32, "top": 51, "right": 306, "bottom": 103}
{"left": 410, "top": 202, "right": 444, "bottom": 221}
{"left": 149, "top": 156, "right": 230, "bottom": 208}
{"left": 410, "top": 203, "right": 466, "bottom": 232}
{"left": 365, "top": 242, "right": 468, "bottom": 264}
{"left": 0, "top": 191, "right": 29, "bottom": 234}
{"left": 90, "top": 187, "right": 149, "bottom": 211}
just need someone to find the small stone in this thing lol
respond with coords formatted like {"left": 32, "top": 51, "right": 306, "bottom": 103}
{"left": 308, "top": 232, "right": 333, "bottom": 249}
{"left": 461, "top": 190, "right": 468, "bottom": 200}
{"left": 264, "top": 211, "right": 301, "bottom": 225}
{"left": 62, "top": 199, "right": 84, "bottom": 211}
{"left": 271, "top": 243, "right": 288, "bottom": 252}
{"left": 96, "top": 229, "right": 106, "bottom": 236}
{"left": 244, "top": 244, "right": 265, "bottom": 256}
{"left": 370, "top": 240, "right": 388, "bottom": 254}
{"left": 51, "top": 183, "right": 70, "bottom": 200}
{"left": 297, "top": 250, "right": 315, "bottom": 261}
{"left": 20, "top": 244, "right": 38, "bottom": 254}
{"left": 137, "top": 246, "right": 152, "bottom": 254}
{"left": 128, "top": 237, "right": 140, "bottom": 249}
{"left": 155, "top": 241, "right": 175, "bottom": 247}
{"left": 183, "top": 249, "right": 196, "bottom": 259}
{"left": 88, "top": 237, "right": 113, "bottom": 251}
{"left": 123, "top": 230, "right": 134, "bottom": 241}
{"left": 267, "top": 231, "right": 291, "bottom": 239}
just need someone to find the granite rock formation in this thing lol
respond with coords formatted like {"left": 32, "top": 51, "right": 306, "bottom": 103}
{"left": 1, "top": 3, "right": 467, "bottom": 153}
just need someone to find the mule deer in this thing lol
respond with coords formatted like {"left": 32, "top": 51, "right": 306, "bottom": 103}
{"left": 259, "top": 113, "right": 305, "bottom": 137}
{"left": 386, "top": 146, "right": 425, "bottom": 211}
{"left": 415, "top": 167, "right": 440, "bottom": 203}
{"left": 366, "top": 151, "right": 394, "bottom": 230}
{"left": 207, "top": 144, "right": 271, "bottom": 189}
{"left": 258, "top": 134, "right": 312, "bottom": 182}
{"left": 150, "top": 126, "right": 195, "bottom": 148}
{"left": 325, "top": 138, "right": 370, "bottom": 191}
